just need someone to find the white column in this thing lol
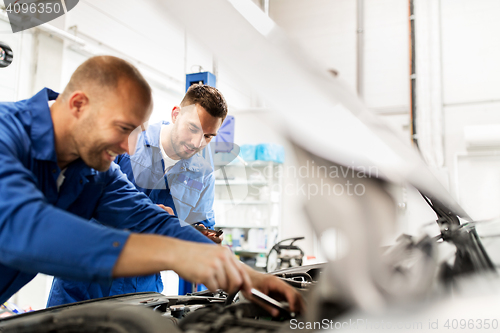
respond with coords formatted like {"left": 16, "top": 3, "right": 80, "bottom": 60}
{"left": 414, "top": 0, "right": 445, "bottom": 169}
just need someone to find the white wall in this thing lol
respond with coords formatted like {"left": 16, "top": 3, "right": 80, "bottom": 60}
{"left": 0, "top": 19, "right": 21, "bottom": 101}
{"left": 270, "top": 0, "right": 409, "bottom": 114}
{"left": 66, "top": 0, "right": 186, "bottom": 82}
{"left": 0, "top": 18, "right": 35, "bottom": 101}
{"left": 270, "top": 0, "right": 357, "bottom": 92}
{"left": 269, "top": 0, "right": 411, "bottom": 154}
{"left": 439, "top": 0, "right": 500, "bottom": 220}
{"left": 444, "top": 102, "right": 500, "bottom": 220}
{"left": 272, "top": 0, "right": 500, "bottom": 230}
{"left": 363, "top": 0, "right": 409, "bottom": 111}
{"left": 441, "top": 0, "right": 500, "bottom": 106}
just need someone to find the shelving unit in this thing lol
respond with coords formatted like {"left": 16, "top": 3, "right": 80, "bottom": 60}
{"left": 213, "top": 160, "right": 283, "bottom": 270}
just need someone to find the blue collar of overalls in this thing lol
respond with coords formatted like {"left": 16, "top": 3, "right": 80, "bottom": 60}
{"left": 29, "top": 88, "right": 96, "bottom": 178}
{"left": 142, "top": 120, "right": 168, "bottom": 149}
{"left": 142, "top": 121, "right": 202, "bottom": 173}
{"left": 28, "top": 88, "right": 59, "bottom": 162}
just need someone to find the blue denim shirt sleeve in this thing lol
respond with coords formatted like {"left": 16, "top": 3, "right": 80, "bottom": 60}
{"left": 184, "top": 171, "right": 216, "bottom": 229}
{"left": 116, "top": 122, "right": 217, "bottom": 230}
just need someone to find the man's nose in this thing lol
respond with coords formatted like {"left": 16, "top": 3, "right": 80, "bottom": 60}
{"left": 200, "top": 138, "right": 209, "bottom": 149}
{"left": 120, "top": 137, "right": 131, "bottom": 155}
{"left": 190, "top": 133, "right": 204, "bottom": 148}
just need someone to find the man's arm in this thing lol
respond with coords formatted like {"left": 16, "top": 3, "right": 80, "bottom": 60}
{"left": 183, "top": 171, "right": 216, "bottom": 228}
{"left": 178, "top": 169, "right": 223, "bottom": 242}
{"left": 113, "top": 233, "right": 304, "bottom": 315}
{"left": 113, "top": 233, "right": 251, "bottom": 294}
{"left": 93, "top": 163, "right": 213, "bottom": 244}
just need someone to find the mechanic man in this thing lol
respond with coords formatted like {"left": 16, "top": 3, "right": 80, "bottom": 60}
{"left": 117, "top": 84, "right": 225, "bottom": 237}
{"left": 0, "top": 55, "right": 303, "bottom": 315}
{"left": 48, "top": 85, "right": 225, "bottom": 305}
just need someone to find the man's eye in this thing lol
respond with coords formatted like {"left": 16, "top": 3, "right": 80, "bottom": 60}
{"left": 120, "top": 127, "right": 129, "bottom": 133}
{"left": 190, "top": 127, "right": 198, "bottom": 133}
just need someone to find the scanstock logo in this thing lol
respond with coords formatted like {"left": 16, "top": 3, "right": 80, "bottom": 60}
{"left": 4, "top": 0, "right": 79, "bottom": 33}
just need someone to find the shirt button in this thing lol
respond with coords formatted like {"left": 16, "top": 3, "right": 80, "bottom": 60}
{"left": 113, "top": 242, "right": 120, "bottom": 247}
{"left": 52, "top": 169, "right": 56, "bottom": 173}
{"left": 79, "top": 179, "right": 83, "bottom": 184}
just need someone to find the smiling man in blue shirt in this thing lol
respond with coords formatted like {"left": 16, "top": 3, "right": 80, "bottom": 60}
{"left": 0, "top": 55, "right": 303, "bottom": 315}
{"left": 117, "top": 85, "right": 225, "bottom": 234}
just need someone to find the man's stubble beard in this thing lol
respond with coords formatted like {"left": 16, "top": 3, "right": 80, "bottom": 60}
{"left": 170, "top": 126, "right": 189, "bottom": 159}
{"left": 74, "top": 115, "right": 111, "bottom": 172}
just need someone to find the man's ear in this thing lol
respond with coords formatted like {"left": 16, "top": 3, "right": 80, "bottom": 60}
{"left": 171, "top": 106, "right": 181, "bottom": 124}
{"left": 68, "top": 91, "right": 89, "bottom": 119}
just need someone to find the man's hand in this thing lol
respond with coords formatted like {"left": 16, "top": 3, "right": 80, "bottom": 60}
{"left": 194, "top": 224, "right": 223, "bottom": 244}
{"left": 157, "top": 204, "right": 174, "bottom": 215}
{"left": 242, "top": 265, "right": 305, "bottom": 316}
{"left": 113, "top": 234, "right": 303, "bottom": 316}
{"left": 202, "top": 229, "right": 224, "bottom": 244}
{"left": 172, "top": 241, "right": 251, "bottom": 294}
{"left": 113, "top": 234, "right": 252, "bottom": 295}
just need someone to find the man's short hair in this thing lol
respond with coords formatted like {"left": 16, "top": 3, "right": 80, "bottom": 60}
{"left": 180, "top": 84, "right": 228, "bottom": 120}
{"left": 61, "top": 55, "right": 152, "bottom": 106}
